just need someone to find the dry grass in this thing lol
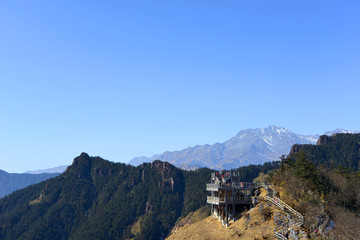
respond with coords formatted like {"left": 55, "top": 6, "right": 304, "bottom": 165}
{"left": 166, "top": 202, "right": 278, "bottom": 240}
{"left": 29, "top": 193, "right": 44, "bottom": 205}
{"left": 170, "top": 206, "right": 210, "bottom": 235}
{"left": 130, "top": 216, "right": 144, "bottom": 237}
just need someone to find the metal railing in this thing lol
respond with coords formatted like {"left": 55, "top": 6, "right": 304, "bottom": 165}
{"left": 274, "top": 226, "right": 287, "bottom": 240}
{"left": 206, "top": 184, "right": 219, "bottom": 190}
{"left": 265, "top": 196, "right": 284, "bottom": 211}
{"left": 207, "top": 196, "right": 251, "bottom": 204}
{"left": 265, "top": 190, "right": 305, "bottom": 240}
{"left": 265, "top": 196, "right": 304, "bottom": 227}
{"left": 206, "top": 182, "right": 261, "bottom": 190}
{"left": 273, "top": 197, "right": 304, "bottom": 227}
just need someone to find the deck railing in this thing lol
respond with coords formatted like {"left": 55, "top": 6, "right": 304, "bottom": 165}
{"left": 206, "top": 182, "right": 261, "bottom": 190}
{"left": 274, "top": 226, "right": 287, "bottom": 240}
{"left": 265, "top": 196, "right": 284, "bottom": 211}
{"left": 265, "top": 188, "right": 305, "bottom": 240}
{"left": 207, "top": 196, "right": 251, "bottom": 204}
{"left": 272, "top": 197, "right": 304, "bottom": 227}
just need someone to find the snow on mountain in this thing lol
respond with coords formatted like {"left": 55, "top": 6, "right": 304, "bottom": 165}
{"left": 324, "top": 128, "right": 359, "bottom": 136}
{"left": 129, "top": 126, "right": 317, "bottom": 169}
{"left": 129, "top": 126, "right": 358, "bottom": 169}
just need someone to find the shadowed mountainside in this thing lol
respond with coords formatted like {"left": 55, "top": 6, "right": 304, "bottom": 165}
{"left": 0, "top": 170, "right": 59, "bottom": 198}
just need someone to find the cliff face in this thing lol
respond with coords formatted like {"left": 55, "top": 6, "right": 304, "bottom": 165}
{"left": 290, "top": 144, "right": 302, "bottom": 154}
{"left": 316, "top": 135, "right": 332, "bottom": 145}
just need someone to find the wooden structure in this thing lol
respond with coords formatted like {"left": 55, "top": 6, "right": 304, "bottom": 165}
{"left": 206, "top": 171, "right": 258, "bottom": 226}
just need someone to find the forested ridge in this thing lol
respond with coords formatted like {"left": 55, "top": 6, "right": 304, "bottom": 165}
{"left": 0, "top": 153, "right": 278, "bottom": 240}
{"left": 272, "top": 133, "right": 360, "bottom": 238}
{"left": 290, "top": 133, "right": 360, "bottom": 171}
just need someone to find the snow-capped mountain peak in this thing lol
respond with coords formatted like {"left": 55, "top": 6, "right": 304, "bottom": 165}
{"left": 324, "top": 128, "right": 359, "bottom": 136}
{"left": 129, "top": 126, "right": 358, "bottom": 170}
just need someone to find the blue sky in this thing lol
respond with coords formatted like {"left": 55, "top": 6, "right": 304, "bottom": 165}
{"left": 1, "top": 0, "right": 359, "bottom": 172}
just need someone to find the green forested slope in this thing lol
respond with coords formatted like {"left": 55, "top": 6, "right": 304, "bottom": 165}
{"left": 0, "top": 153, "right": 186, "bottom": 239}
{"left": 0, "top": 153, "right": 278, "bottom": 240}
{"left": 290, "top": 133, "right": 360, "bottom": 171}
{"left": 272, "top": 134, "right": 360, "bottom": 238}
{"left": 274, "top": 150, "right": 360, "bottom": 238}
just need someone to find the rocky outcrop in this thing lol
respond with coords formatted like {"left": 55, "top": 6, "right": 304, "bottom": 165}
{"left": 67, "top": 152, "right": 92, "bottom": 179}
{"left": 290, "top": 144, "right": 302, "bottom": 154}
{"left": 150, "top": 160, "right": 180, "bottom": 191}
{"left": 316, "top": 135, "right": 331, "bottom": 145}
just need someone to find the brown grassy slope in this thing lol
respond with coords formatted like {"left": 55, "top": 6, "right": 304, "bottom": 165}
{"left": 167, "top": 189, "right": 278, "bottom": 240}
{"left": 166, "top": 208, "right": 276, "bottom": 240}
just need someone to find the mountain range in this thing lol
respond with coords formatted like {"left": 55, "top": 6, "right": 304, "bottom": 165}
{"left": 129, "top": 126, "right": 358, "bottom": 169}
{"left": 16, "top": 127, "right": 357, "bottom": 174}
{"left": 25, "top": 165, "right": 68, "bottom": 174}
{"left": 0, "top": 170, "right": 59, "bottom": 198}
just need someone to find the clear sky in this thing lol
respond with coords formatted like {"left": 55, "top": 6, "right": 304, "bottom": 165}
{"left": 1, "top": 0, "right": 359, "bottom": 172}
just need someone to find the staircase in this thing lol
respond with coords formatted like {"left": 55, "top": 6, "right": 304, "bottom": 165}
{"left": 272, "top": 197, "right": 304, "bottom": 227}
{"left": 274, "top": 226, "right": 287, "bottom": 240}
{"left": 264, "top": 187, "right": 304, "bottom": 239}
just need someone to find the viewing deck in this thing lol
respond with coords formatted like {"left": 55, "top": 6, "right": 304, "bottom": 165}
{"left": 207, "top": 171, "right": 259, "bottom": 226}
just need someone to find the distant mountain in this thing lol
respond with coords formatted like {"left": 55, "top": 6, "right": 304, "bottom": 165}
{"left": 130, "top": 126, "right": 358, "bottom": 170}
{"left": 176, "top": 164, "right": 200, "bottom": 171}
{"left": 130, "top": 126, "right": 319, "bottom": 169}
{"left": 128, "top": 155, "right": 160, "bottom": 167}
{"left": 324, "top": 128, "right": 359, "bottom": 136}
{"left": 0, "top": 170, "right": 59, "bottom": 198}
{"left": 25, "top": 165, "right": 68, "bottom": 174}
